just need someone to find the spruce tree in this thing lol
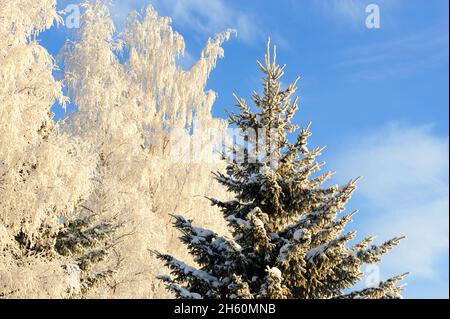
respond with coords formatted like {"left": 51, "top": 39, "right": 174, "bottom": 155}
{"left": 154, "top": 39, "right": 408, "bottom": 299}
{"left": 7, "top": 209, "right": 121, "bottom": 298}
{"left": 55, "top": 211, "right": 123, "bottom": 297}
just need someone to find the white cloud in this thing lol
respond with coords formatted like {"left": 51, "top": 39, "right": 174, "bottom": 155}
{"left": 332, "top": 123, "right": 449, "bottom": 279}
{"left": 310, "top": 0, "right": 369, "bottom": 28}
{"left": 326, "top": 0, "right": 365, "bottom": 23}
{"left": 106, "top": 0, "right": 261, "bottom": 44}
{"left": 338, "top": 28, "right": 449, "bottom": 80}
{"left": 151, "top": 0, "right": 261, "bottom": 44}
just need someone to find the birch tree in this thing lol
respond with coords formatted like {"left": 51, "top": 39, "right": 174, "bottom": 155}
{"left": 60, "top": 1, "right": 232, "bottom": 298}
{"left": 0, "top": 0, "right": 100, "bottom": 298}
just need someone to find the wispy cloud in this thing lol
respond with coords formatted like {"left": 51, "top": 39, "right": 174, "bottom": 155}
{"left": 106, "top": 0, "right": 261, "bottom": 44}
{"left": 150, "top": 0, "right": 262, "bottom": 44}
{"left": 338, "top": 27, "right": 449, "bottom": 80}
{"left": 314, "top": 0, "right": 366, "bottom": 26}
{"left": 333, "top": 123, "right": 449, "bottom": 280}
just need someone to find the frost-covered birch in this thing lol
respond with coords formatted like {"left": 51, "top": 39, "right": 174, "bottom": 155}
{"left": 0, "top": 0, "right": 100, "bottom": 298}
{"left": 60, "top": 1, "right": 231, "bottom": 298}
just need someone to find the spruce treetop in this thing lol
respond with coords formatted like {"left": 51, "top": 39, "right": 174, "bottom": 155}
{"left": 156, "top": 38, "right": 408, "bottom": 299}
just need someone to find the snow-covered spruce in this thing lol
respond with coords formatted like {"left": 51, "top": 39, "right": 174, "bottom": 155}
{"left": 154, "top": 39, "right": 408, "bottom": 299}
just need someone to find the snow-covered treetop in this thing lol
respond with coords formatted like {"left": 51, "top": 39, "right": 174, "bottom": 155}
{"left": 0, "top": 0, "right": 94, "bottom": 234}
{"left": 0, "top": 0, "right": 62, "bottom": 44}
{"left": 157, "top": 38, "right": 407, "bottom": 300}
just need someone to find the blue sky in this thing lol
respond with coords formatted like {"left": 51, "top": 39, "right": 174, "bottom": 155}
{"left": 40, "top": 0, "right": 449, "bottom": 298}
